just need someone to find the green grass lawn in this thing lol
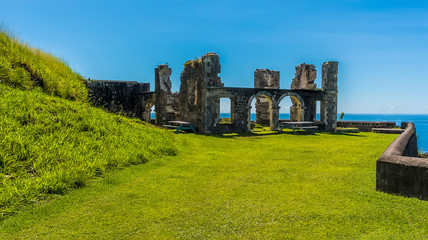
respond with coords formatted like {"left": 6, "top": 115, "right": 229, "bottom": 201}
{"left": 2, "top": 131, "right": 428, "bottom": 239}
{"left": 0, "top": 84, "right": 177, "bottom": 217}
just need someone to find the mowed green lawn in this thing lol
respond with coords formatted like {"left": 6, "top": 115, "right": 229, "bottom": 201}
{"left": 2, "top": 131, "right": 428, "bottom": 239}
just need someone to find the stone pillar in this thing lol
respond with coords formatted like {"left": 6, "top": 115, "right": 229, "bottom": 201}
{"left": 270, "top": 106, "right": 280, "bottom": 131}
{"left": 155, "top": 64, "right": 178, "bottom": 125}
{"left": 254, "top": 69, "right": 279, "bottom": 126}
{"left": 201, "top": 53, "right": 223, "bottom": 133}
{"left": 321, "top": 61, "right": 338, "bottom": 132}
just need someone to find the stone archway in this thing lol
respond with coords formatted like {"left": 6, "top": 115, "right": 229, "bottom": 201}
{"left": 142, "top": 97, "right": 154, "bottom": 123}
{"left": 277, "top": 92, "right": 305, "bottom": 122}
{"left": 247, "top": 91, "right": 277, "bottom": 131}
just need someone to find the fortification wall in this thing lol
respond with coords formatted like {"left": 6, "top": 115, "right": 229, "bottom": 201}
{"left": 376, "top": 123, "right": 428, "bottom": 200}
{"left": 338, "top": 121, "right": 397, "bottom": 132}
{"left": 88, "top": 80, "right": 150, "bottom": 118}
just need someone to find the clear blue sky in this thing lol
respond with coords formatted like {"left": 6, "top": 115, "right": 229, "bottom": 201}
{"left": 1, "top": 0, "right": 427, "bottom": 113}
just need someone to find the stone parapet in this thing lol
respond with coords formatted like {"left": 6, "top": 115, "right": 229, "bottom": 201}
{"left": 376, "top": 123, "right": 428, "bottom": 200}
{"left": 338, "top": 121, "right": 396, "bottom": 132}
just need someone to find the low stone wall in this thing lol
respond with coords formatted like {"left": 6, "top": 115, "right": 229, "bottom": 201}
{"left": 88, "top": 80, "right": 150, "bottom": 118}
{"left": 337, "top": 121, "right": 396, "bottom": 132}
{"left": 376, "top": 123, "right": 428, "bottom": 200}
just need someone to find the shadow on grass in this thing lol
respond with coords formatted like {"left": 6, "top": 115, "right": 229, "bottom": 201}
{"left": 168, "top": 127, "right": 366, "bottom": 138}
{"left": 325, "top": 132, "right": 367, "bottom": 137}
{"left": 211, "top": 130, "right": 322, "bottom": 138}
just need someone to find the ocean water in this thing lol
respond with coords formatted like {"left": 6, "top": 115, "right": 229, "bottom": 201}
{"left": 219, "top": 113, "right": 428, "bottom": 152}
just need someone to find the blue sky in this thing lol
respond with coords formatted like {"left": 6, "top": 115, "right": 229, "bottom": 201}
{"left": 1, "top": 0, "right": 427, "bottom": 113}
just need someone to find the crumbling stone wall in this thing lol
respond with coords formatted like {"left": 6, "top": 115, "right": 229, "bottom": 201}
{"left": 254, "top": 69, "right": 280, "bottom": 126}
{"left": 179, "top": 53, "right": 224, "bottom": 132}
{"left": 88, "top": 80, "right": 150, "bottom": 118}
{"left": 290, "top": 63, "right": 317, "bottom": 121}
{"left": 179, "top": 58, "right": 204, "bottom": 125}
{"left": 155, "top": 64, "right": 179, "bottom": 125}
{"left": 291, "top": 63, "right": 317, "bottom": 90}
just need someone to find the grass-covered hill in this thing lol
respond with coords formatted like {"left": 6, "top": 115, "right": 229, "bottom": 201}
{"left": 0, "top": 28, "right": 87, "bottom": 101}
{"left": 0, "top": 29, "right": 177, "bottom": 218}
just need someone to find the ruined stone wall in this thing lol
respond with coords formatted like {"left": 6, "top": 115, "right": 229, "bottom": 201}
{"left": 179, "top": 59, "right": 204, "bottom": 125}
{"left": 337, "top": 121, "right": 396, "bottom": 132}
{"left": 179, "top": 53, "right": 223, "bottom": 132}
{"left": 290, "top": 63, "right": 317, "bottom": 122}
{"left": 155, "top": 64, "right": 179, "bottom": 125}
{"left": 291, "top": 63, "right": 317, "bottom": 90}
{"left": 88, "top": 80, "right": 150, "bottom": 118}
{"left": 254, "top": 69, "right": 279, "bottom": 126}
{"left": 254, "top": 69, "right": 280, "bottom": 89}
{"left": 376, "top": 123, "right": 428, "bottom": 200}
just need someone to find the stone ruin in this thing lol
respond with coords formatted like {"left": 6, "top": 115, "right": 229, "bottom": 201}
{"left": 89, "top": 53, "right": 338, "bottom": 134}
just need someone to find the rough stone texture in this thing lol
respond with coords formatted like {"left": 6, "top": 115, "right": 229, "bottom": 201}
{"left": 337, "top": 121, "right": 396, "bottom": 132}
{"left": 376, "top": 123, "right": 428, "bottom": 200}
{"left": 89, "top": 54, "right": 339, "bottom": 134}
{"left": 255, "top": 97, "right": 271, "bottom": 126}
{"left": 289, "top": 64, "right": 318, "bottom": 122}
{"left": 291, "top": 63, "right": 317, "bottom": 90}
{"left": 254, "top": 69, "right": 280, "bottom": 89}
{"left": 155, "top": 64, "right": 179, "bottom": 125}
{"left": 88, "top": 80, "right": 150, "bottom": 118}
{"left": 372, "top": 128, "right": 405, "bottom": 134}
{"left": 179, "top": 58, "right": 204, "bottom": 127}
{"left": 321, "top": 61, "right": 338, "bottom": 132}
{"left": 254, "top": 69, "right": 279, "bottom": 126}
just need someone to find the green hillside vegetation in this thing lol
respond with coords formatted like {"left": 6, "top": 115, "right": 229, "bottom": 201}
{"left": 0, "top": 28, "right": 87, "bottom": 101}
{"left": 0, "top": 30, "right": 177, "bottom": 218}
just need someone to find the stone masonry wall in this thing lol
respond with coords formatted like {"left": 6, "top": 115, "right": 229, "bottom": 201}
{"left": 337, "top": 121, "right": 396, "bottom": 132}
{"left": 254, "top": 69, "right": 279, "bottom": 126}
{"left": 179, "top": 59, "right": 204, "bottom": 125}
{"left": 290, "top": 63, "right": 317, "bottom": 122}
{"left": 291, "top": 63, "right": 317, "bottom": 90}
{"left": 376, "top": 123, "right": 428, "bottom": 200}
{"left": 155, "top": 64, "right": 179, "bottom": 125}
{"left": 89, "top": 80, "right": 150, "bottom": 118}
{"left": 179, "top": 53, "right": 223, "bottom": 132}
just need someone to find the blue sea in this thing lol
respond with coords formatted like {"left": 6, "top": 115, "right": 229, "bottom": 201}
{"left": 220, "top": 113, "right": 428, "bottom": 153}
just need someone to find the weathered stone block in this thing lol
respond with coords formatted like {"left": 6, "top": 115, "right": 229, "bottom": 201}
{"left": 254, "top": 69, "right": 280, "bottom": 89}
{"left": 291, "top": 63, "right": 317, "bottom": 90}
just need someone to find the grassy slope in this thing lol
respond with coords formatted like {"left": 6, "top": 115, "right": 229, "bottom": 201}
{"left": 3, "top": 132, "right": 426, "bottom": 239}
{"left": 0, "top": 29, "right": 177, "bottom": 217}
{"left": 0, "top": 28, "right": 87, "bottom": 101}
{"left": 0, "top": 84, "right": 177, "bottom": 217}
